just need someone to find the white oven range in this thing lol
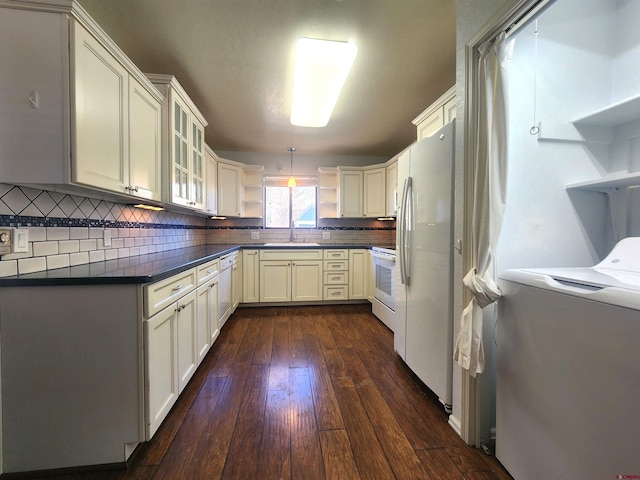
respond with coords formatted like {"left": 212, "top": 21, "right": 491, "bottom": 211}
{"left": 370, "top": 246, "right": 397, "bottom": 331}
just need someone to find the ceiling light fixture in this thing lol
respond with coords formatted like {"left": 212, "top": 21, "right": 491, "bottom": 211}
{"left": 287, "top": 147, "right": 296, "bottom": 187}
{"left": 290, "top": 37, "right": 358, "bottom": 128}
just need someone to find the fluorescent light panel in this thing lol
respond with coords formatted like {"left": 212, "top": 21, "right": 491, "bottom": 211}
{"left": 291, "top": 38, "right": 357, "bottom": 127}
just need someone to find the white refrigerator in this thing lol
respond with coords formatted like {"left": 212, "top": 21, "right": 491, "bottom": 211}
{"left": 394, "top": 120, "right": 455, "bottom": 411}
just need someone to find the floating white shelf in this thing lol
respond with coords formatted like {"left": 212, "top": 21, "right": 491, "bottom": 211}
{"left": 566, "top": 171, "right": 640, "bottom": 192}
{"left": 573, "top": 93, "right": 640, "bottom": 127}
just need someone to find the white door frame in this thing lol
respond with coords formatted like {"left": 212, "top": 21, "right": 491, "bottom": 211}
{"left": 458, "top": 0, "right": 555, "bottom": 446}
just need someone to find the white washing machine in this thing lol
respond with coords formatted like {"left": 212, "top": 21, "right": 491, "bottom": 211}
{"left": 496, "top": 237, "right": 640, "bottom": 480}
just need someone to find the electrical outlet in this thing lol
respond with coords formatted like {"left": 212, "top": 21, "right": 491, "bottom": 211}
{"left": 251, "top": 231, "right": 259, "bottom": 240}
{"left": 104, "top": 229, "right": 112, "bottom": 247}
{"left": 322, "top": 231, "right": 330, "bottom": 240}
{"left": 0, "top": 228, "right": 12, "bottom": 255}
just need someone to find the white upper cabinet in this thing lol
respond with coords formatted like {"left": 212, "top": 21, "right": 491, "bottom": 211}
{"left": 148, "top": 74, "right": 208, "bottom": 211}
{"left": 386, "top": 160, "right": 398, "bottom": 216}
{"left": 0, "top": 3, "right": 163, "bottom": 201}
{"left": 413, "top": 86, "right": 456, "bottom": 140}
{"left": 128, "top": 76, "right": 163, "bottom": 201}
{"left": 363, "top": 166, "right": 386, "bottom": 218}
{"left": 217, "top": 160, "right": 243, "bottom": 217}
{"left": 204, "top": 144, "right": 218, "bottom": 215}
{"left": 339, "top": 169, "right": 364, "bottom": 218}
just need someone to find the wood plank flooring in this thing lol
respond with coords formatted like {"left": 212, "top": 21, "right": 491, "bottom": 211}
{"left": 30, "top": 305, "right": 512, "bottom": 480}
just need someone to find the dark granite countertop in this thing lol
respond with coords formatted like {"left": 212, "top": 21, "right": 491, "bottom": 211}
{"left": 0, "top": 244, "right": 388, "bottom": 287}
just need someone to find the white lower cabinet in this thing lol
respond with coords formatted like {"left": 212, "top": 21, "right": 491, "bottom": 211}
{"left": 259, "top": 249, "right": 323, "bottom": 302}
{"left": 144, "top": 257, "right": 229, "bottom": 440}
{"left": 144, "top": 302, "right": 179, "bottom": 439}
{"left": 145, "top": 288, "right": 198, "bottom": 439}
{"left": 291, "top": 260, "right": 323, "bottom": 302}
{"left": 242, "top": 249, "right": 260, "bottom": 303}
{"left": 260, "top": 260, "right": 292, "bottom": 302}
{"left": 349, "top": 249, "right": 369, "bottom": 300}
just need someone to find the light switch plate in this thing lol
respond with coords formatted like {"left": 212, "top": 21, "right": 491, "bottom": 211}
{"left": 13, "top": 228, "right": 29, "bottom": 253}
{"left": 251, "top": 231, "right": 259, "bottom": 240}
{"left": 322, "top": 231, "right": 330, "bottom": 240}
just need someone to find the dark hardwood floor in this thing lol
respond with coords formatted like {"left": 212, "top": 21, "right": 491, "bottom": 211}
{"left": 32, "top": 305, "right": 512, "bottom": 480}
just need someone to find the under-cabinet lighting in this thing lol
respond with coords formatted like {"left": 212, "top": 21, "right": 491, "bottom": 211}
{"left": 291, "top": 38, "right": 358, "bottom": 127}
{"left": 133, "top": 204, "right": 164, "bottom": 211}
{"left": 211, "top": 216, "right": 227, "bottom": 220}
{"left": 377, "top": 217, "right": 395, "bottom": 221}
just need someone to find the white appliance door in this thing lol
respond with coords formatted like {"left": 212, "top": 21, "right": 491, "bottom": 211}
{"left": 404, "top": 121, "right": 455, "bottom": 407}
{"left": 394, "top": 148, "right": 410, "bottom": 358}
{"left": 497, "top": 278, "right": 640, "bottom": 480}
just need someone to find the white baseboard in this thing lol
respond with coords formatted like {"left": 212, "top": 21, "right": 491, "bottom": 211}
{"left": 448, "top": 413, "right": 462, "bottom": 437}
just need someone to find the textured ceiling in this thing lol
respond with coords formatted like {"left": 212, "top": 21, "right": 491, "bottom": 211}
{"left": 77, "top": 0, "right": 456, "bottom": 158}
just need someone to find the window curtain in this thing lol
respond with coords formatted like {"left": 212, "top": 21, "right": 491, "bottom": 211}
{"left": 454, "top": 32, "right": 514, "bottom": 377}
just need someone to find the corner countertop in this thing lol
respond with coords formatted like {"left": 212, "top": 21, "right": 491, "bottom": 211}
{"left": 0, "top": 244, "right": 387, "bottom": 287}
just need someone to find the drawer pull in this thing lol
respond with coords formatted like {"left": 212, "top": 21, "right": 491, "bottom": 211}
{"left": 207, "top": 269, "right": 214, "bottom": 274}
{"left": 332, "top": 276, "right": 340, "bottom": 280}
{"left": 172, "top": 284, "right": 185, "bottom": 293}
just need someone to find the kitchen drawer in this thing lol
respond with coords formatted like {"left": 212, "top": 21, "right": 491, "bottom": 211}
{"left": 324, "top": 285, "right": 348, "bottom": 301}
{"left": 260, "top": 249, "right": 322, "bottom": 261}
{"left": 196, "top": 259, "right": 220, "bottom": 286}
{"left": 323, "top": 271, "right": 348, "bottom": 285}
{"left": 324, "top": 260, "right": 348, "bottom": 271}
{"left": 323, "top": 249, "right": 348, "bottom": 260}
{"left": 144, "top": 268, "right": 196, "bottom": 318}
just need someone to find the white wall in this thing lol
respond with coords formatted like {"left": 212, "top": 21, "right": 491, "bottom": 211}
{"left": 498, "top": 0, "right": 640, "bottom": 272}
{"left": 612, "top": 0, "right": 640, "bottom": 102}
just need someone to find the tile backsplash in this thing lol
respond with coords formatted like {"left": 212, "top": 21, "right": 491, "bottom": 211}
{"left": 0, "top": 183, "right": 395, "bottom": 278}
{"left": 0, "top": 184, "right": 207, "bottom": 277}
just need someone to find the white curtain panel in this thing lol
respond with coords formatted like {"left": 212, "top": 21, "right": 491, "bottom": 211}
{"left": 454, "top": 32, "right": 514, "bottom": 377}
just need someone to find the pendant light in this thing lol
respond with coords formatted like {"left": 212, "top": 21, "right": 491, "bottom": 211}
{"left": 287, "top": 147, "right": 297, "bottom": 187}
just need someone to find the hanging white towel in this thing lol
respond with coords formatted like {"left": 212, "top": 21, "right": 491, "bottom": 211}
{"left": 454, "top": 267, "right": 501, "bottom": 376}
{"left": 454, "top": 298, "right": 485, "bottom": 375}
{"left": 454, "top": 32, "right": 513, "bottom": 377}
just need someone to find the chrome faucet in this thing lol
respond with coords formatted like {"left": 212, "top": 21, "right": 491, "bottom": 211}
{"left": 290, "top": 219, "right": 296, "bottom": 243}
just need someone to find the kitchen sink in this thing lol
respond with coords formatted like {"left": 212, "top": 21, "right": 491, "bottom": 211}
{"left": 263, "top": 242, "right": 320, "bottom": 246}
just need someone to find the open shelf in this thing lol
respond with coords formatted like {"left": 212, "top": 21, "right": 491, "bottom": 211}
{"left": 573, "top": 93, "right": 640, "bottom": 128}
{"left": 566, "top": 171, "right": 640, "bottom": 192}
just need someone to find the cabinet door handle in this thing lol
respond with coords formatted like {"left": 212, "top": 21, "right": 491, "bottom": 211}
{"left": 172, "top": 284, "right": 184, "bottom": 293}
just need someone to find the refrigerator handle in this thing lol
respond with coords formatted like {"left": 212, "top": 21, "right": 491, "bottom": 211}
{"left": 399, "top": 176, "right": 412, "bottom": 286}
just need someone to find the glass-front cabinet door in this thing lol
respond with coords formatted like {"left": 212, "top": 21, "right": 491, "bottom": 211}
{"left": 191, "top": 121, "right": 205, "bottom": 210}
{"left": 172, "top": 98, "right": 190, "bottom": 206}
